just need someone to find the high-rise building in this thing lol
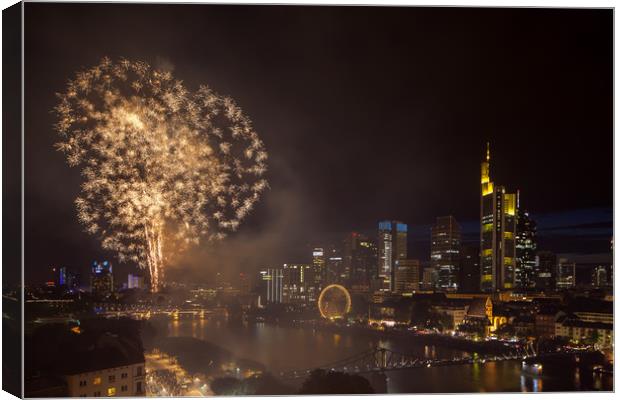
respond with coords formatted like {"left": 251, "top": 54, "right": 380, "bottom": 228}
{"left": 535, "top": 251, "right": 556, "bottom": 290}
{"left": 90, "top": 261, "right": 113, "bottom": 297}
{"left": 377, "top": 220, "right": 407, "bottom": 291}
{"left": 259, "top": 268, "right": 283, "bottom": 304}
{"left": 591, "top": 265, "right": 608, "bottom": 288}
{"left": 480, "top": 143, "right": 517, "bottom": 292}
{"left": 127, "top": 274, "right": 144, "bottom": 290}
{"left": 343, "top": 232, "right": 377, "bottom": 286}
{"left": 325, "top": 245, "right": 344, "bottom": 285}
{"left": 431, "top": 216, "right": 461, "bottom": 291}
{"left": 459, "top": 245, "right": 480, "bottom": 292}
{"left": 311, "top": 247, "right": 326, "bottom": 289}
{"left": 282, "top": 264, "right": 313, "bottom": 304}
{"left": 556, "top": 258, "right": 576, "bottom": 290}
{"left": 515, "top": 195, "right": 537, "bottom": 290}
{"left": 57, "top": 266, "right": 79, "bottom": 291}
{"left": 421, "top": 267, "right": 437, "bottom": 291}
{"left": 394, "top": 259, "right": 420, "bottom": 293}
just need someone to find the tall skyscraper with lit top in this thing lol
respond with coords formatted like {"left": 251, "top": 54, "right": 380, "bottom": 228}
{"left": 377, "top": 220, "right": 407, "bottom": 291}
{"left": 480, "top": 144, "right": 517, "bottom": 292}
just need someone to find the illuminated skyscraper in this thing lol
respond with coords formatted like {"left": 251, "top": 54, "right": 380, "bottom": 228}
{"left": 259, "top": 268, "right": 283, "bottom": 304}
{"left": 377, "top": 220, "right": 407, "bottom": 291}
{"left": 127, "top": 274, "right": 144, "bottom": 290}
{"left": 282, "top": 263, "right": 312, "bottom": 304}
{"left": 480, "top": 143, "right": 517, "bottom": 292}
{"left": 591, "top": 265, "right": 608, "bottom": 288}
{"left": 535, "top": 251, "right": 557, "bottom": 290}
{"left": 311, "top": 247, "right": 326, "bottom": 288}
{"left": 343, "top": 232, "right": 378, "bottom": 286}
{"left": 431, "top": 216, "right": 461, "bottom": 291}
{"left": 90, "top": 261, "right": 113, "bottom": 297}
{"left": 515, "top": 193, "right": 537, "bottom": 290}
{"left": 394, "top": 259, "right": 420, "bottom": 293}
{"left": 325, "top": 245, "right": 344, "bottom": 284}
{"left": 556, "top": 258, "right": 576, "bottom": 290}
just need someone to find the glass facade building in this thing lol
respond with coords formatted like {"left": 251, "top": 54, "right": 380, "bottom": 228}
{"left": 480, "top": 144, "right": 517, "bottom": 292}
{"left": 377, "top": 220, "right": 407, "bottom": 291}
{"left": 431, "top": 216, "right": 461, "bottom": 291}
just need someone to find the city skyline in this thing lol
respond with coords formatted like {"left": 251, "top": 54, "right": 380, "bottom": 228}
{"left": 20, "top": 5, "right": 612, "bottom": 286}
{"left": 6, "top": 3, "right": 614, "bottom": 397}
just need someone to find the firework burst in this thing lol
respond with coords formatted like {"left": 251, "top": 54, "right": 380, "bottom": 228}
{"left": 54, "top": 57, "right": 268, "bottom": 291}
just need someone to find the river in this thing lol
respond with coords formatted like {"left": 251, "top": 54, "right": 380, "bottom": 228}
{"left": 162, "top": 318, "right": 612, "bottom": 393}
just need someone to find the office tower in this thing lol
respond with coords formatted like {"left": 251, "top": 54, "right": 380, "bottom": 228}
{"left": 431, "top": 216, "right": 461, "bottom": 291}
{"left": 127, "top": 274, "right": 144, "bottom": 290}
{"left": 556, "top": 258, "right": 576, "bottom": 290}
{"left": 343, "top": 232, "right": 378, "bottom": 286}
{"left": 259, "top": 268, "right": 283, "bottom": 304}
{"left": 282, "top": 264, "right": 312, "bottom": 304}
{"left": 459, "top": 245, "right": 480, "bottom": 292}
{"left": 377, "top": 220, "right": 407, "bottom": 291}
{"left": 480, "top": 143, "right": 517, "bottom": 292}
{"left": 535, "top": 251, "right": 556, "bottom": 290}
{"left": 90, "top": 261, "right": 113, "bottom": 297}
{"left": 394, "top": 259, "right": 420, "bottom": 293}
{"left": 58, "top": 267, "right": 67, "bottom": 286}
{"left": 515, "top": 195, "right": 537, "bottom": 290}
{"left": 311, "top": 247, "right": 326, "bottom": 288}
{"left": 421, "top": 267, "right": 437, "bottom": 291}
{"left": 325, "top": 245, "right": 344, "bottom": 285}
{"left": 591, "top": 265, "right": 608, "bottom": 288}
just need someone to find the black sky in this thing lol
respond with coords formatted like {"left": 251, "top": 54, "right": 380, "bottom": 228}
{"left": 22, "top": 4, "right": 613, "bottom": 284}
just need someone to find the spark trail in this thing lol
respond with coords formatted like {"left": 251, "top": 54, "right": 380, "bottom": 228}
{"left": 54, "top": 58, "right": 268, "bottom": 291}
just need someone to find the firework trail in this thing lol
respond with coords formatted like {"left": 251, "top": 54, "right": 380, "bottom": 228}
{"left": 54, "top": 58, "right": 268, "bottom": 291}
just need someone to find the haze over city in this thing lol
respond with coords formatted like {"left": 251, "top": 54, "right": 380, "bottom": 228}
{"left": 21, "top": 5, "right": 612, "bottom": 286}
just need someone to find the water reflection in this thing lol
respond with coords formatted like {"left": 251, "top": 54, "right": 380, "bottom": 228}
{"left": 161, "top": 318, "right": 612, "bottom": 393}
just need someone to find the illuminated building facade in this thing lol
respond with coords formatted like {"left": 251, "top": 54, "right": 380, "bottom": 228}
{"left": 459, "top": 245, "right": 480, "bottom": 293}
{"left": 90, "top": 261, "right": 113, "bottom": 297}
{"left": 311, "top": 247, "right": 326, "bottom": 289}
{"left": 535, "top": 251, "right": 557, "bottom": 290}
{"left": 282, "top": 263, "right": 313, "bottom": 304}
{"left": 63, "top": 330, "right": 145, "bottom": 397}
{"left": 480, "top": 144, "right": 517, "bottom": 292}
{"left": 394, "top": 259, "right": 420, "bottom": 293}
{"left": 322, "top": 245, "right": 344, "bottom": 285}
{"left": 58, "top": 267, "right": 79, "bottom": 291}
{"left": 127, "top": 274, "right": 144, "bottom": 290}
{"left": 431, "top": 216, "right": 461, "bottom": 291}
{"left": 515, "top": 196, "right": 537, "bottom": 290}
{"left": 421, "top": 267, "right": 437, "bottom": 291}
{"left": 343, "top": 232, "right": 377, "bottom": 286}
{"left": 556, "top": 258, "right": 576, "bottom": 290}
{"left": 259, "top": 268, "right": 283, "bottom": 304}
{"left": 377, "top": 220, "right": 407, "bottom": 291}
{"left": 591, "top": 265, "right": 608, "bottom": 288}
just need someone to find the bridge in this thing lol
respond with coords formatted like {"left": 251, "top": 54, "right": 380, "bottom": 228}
{"left": 278, "top": 344, "right": 539, "bottom": 380}
{"left": 94, "top": 304, "right": 227, "bottom": 319}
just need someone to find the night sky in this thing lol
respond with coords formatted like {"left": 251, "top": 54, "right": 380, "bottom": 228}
{"left": 21, "top": 4, "right": 612, "bottom": 285}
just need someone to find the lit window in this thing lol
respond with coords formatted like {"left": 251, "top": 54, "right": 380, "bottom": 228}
{"left": 107, "top": 387, "right": 116, "bottom": 396}
{"left": 93, "top": 377, "right": 102, "bottom": 385}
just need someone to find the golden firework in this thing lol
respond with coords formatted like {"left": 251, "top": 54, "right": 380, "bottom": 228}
{"left": 54, "top": 58, "right": 268, "bottom": 291}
